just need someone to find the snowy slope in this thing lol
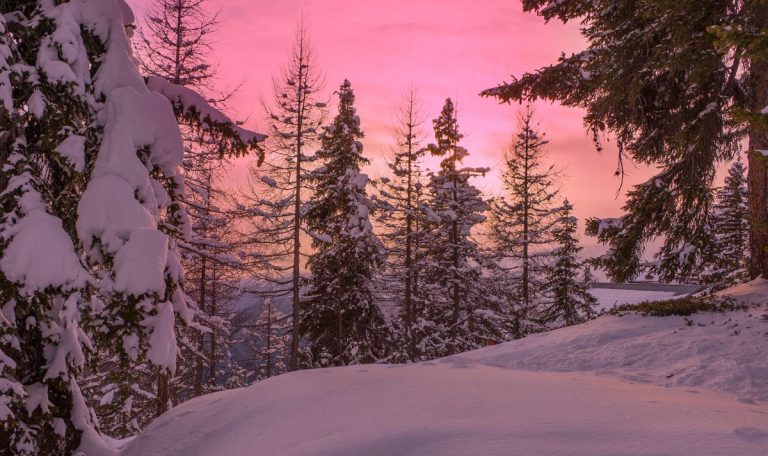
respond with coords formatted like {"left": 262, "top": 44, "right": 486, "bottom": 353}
{"left": 451, "top": 306, "right": 768, "bottom": 402}
{"left": 590, "top": 287, "right": 679, "bottom": 311}
{"left": 116, "top": 292, "right": 768, "bottom": 456}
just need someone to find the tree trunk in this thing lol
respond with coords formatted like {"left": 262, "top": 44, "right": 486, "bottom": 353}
{"left": 209, "top": 265, "right": 218, "bottom": 386}
{"left": 522, "top": 126, "right": 531, "bottom": 312}
{"left": 290, "top": 43, "right": 306, "bottom": 372}
{"left": 194, "top": 256, "right": 206, "bottom": 396}
{"left": 405, "top": 120, "right": 415, "bottom": 359}
{"left": 156, "top": 371, "right": 169, "bottom": 417}
{"left": 336, "top": 310, "right": 344, "bottom": 366}
{"left": 266, "top": 300, "right": 273, "bottom": 378}
{"left": 748, "top": 4, "right": 768, "bottom": 279}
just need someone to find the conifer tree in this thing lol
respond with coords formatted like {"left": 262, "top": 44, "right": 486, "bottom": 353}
{"left": 134, "top": 0, "right": 243, "bottom": 410}
{"left": 0, "top": 2, "right": 183, "bottom": 452}
{"left": 487, "top": 107, "right": 560, "bottom": 335}
{"left": 540, "top": 200, "right": 598, "bottom": 328}
{"left": 483, "top": 0, "right": 767, "bottom": 281}
{"left": 302, "top": 80, "right": 386, "bottom": 366}
{"left": 419, "top": 99, "right": 505, "bottom": 358}
{"left": 254, "top": 298, "right": 290, "bottom": 379}
{"left": 0, "top": 2, "right": 260, "bottom": 451}
{"left": 703, "top": 157, "right": 749, "bottom": 286}
{"left": 582, "top": 265, "right": 596, "bottom": 284}
{"left": 136, "top": 0, "right": 220, "bottom": 91}
{"left": 243, "top": 20, "right": 326, "bottom": 371}
{"left": 374, "top": 90, "right": 428, "bottom": 361}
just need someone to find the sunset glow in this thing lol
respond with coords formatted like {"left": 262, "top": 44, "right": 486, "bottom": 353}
{"left": 126, "top": 0, "right": 659, "bottom": 254}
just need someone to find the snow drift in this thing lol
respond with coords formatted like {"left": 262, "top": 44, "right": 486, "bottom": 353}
{"left": 114, "top": 285, "right": 768, "bottom": 456}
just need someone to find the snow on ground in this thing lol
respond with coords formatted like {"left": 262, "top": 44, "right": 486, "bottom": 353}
{"left": 122, "top": 365, "right": 767, "bottom": 456}
{"left": 590, "top": 287, "right": 679, "bottom": 311}
{"left": 452, "top": 306, "right": 768, "bottom": 402}
{"left": 718, "top": 277, "right": 768, "bottom": 305}
{"left": 117, "top": 287, "right": 768, "bottom": 456}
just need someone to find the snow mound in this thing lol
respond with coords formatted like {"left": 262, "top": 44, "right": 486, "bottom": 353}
{"left": 717, "top": 277, "right": 768, "bottom": 305}
{"left": 121, "top": 304, "right": 768, "bottom": 456}
{"left": 451, "top": 305, "right": 768, "bottom": 401}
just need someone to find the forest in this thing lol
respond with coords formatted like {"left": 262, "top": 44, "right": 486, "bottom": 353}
{"left": 0, "top": 0, "right": 766, "bottom": 455}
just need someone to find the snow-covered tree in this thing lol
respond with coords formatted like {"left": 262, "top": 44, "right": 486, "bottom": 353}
{"left": 702, "top": 157, "right": 749, "bottom": 286}
{"left": 302, "top": 80, "right": 387, "bottom": 366}
{"left": 582, "top": 265, "right": 596, "bottom": 284}
{"left": 0, "top": 1, "right": 260, "bottom": 451}
{"left": 135, "top": 0, "right": 246, "bottom": 407}
{"left": 242, "top": 19, "right": 326, "bottom": 371}
{"left": 484, "top": 1, "right": 767, "bottom": 281}
{"left": 224, "top": 364, "right": 251, "bottom": 390}
{"left": 487, "top": 107, "right": 560, "bottom": 335}
{"left": 253, "top": 298, "right": 290, "bottom": 379}
{"left": 540, "top": 200, "right": 598, "bottom": 328}
{"left": 373, "top": 89, "right": 428, "bottom": 362}
{"left": 419, "top": 99, "right": 505, "bottom": 358}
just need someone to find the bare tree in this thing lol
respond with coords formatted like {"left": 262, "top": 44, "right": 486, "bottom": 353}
{"left": 242, "top": 18, "right": 327, "bottom": 371}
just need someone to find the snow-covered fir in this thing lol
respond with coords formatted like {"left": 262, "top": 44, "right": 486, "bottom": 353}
{"left": 0, "top": 1, "right": 260, "bottom": 453}
{"left": 418, "top": 99, "right": 505, "bottom": 359}
{"left": 703, "top": 157, "right": 750, "bottom": 287}
{"left": 302, "top": 80, "right": 387, "bottom": 367}
{"left": 487, "top": 107, "right": 561, "bottom": 335}
{"left": 539, "top": 199, "right": 598, "bottom": 327}
{"left": 373, "top": 90, "right": 429, "bottom": 362}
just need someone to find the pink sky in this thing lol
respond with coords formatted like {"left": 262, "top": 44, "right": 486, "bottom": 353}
{"left": 126, "top": 0, "right": 663, "bottom": 255}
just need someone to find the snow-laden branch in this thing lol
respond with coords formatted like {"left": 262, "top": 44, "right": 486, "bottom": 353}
{"left": 147, "top": 75, "right": 266, "bottom": 162}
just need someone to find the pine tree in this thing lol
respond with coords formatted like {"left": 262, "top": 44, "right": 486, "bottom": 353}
{"left": 136, "top": 0, "right": 220, "bottom": 91}
{"left": 487, "top": 107, "right": 560, "bottom": 335}
{"left": 703, "top": 157, "right": 749, "bottom": 286}
{"left": 243, "top": 19, "right": 326, "bottom": 371}
{"left": 0, "top": 2, "right": 260, "bottom": 451}
{"left": 224, "top": 364, "right": 251, "bottom": 389}
{"left": 419, "top": 99, "right": 505, "bottom": 358}
{"left": 253, "top": 298, "right": 290, "bottom": 379}
{"left": 134, "top": 0, "right": 244, "bottom": 411}
{"left": 302, "top": 80, "right": 386, "bottom": 366}
{"left": 0, "top": 2, "right": 182, "bottom": 452}
{"left": 483, "top": 1, "right": 768, "bottom": 281}
{"left": 540, "top": 200, "right": 598, "bottom": 328}
{"left": 373, "top": 89, "right": 428, "bottom": 362}
{"left": 709, "top": 7, "right": 768, "bottom": 280}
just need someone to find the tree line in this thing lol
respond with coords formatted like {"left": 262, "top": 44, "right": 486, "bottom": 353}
{"left": 0, "top": 0, "right": 759, "bottom": 454}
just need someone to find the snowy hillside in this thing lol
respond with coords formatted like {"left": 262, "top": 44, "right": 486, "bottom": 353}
{"left": 109, "top": 287, "right": 768, "bottom": 456}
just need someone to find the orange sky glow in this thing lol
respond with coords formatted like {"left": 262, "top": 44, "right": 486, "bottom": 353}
{"left": 126, "top": 0, "right": 666, "bottom": 256}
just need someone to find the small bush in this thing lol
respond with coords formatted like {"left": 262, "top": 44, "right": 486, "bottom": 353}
{"left": 608, "top": 296, "right": 746, "bottom": 317}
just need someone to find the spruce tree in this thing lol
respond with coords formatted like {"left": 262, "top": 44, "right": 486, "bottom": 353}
{"left": 302, "top": 80, "right": 386, "bottom": 366}
{"left": 243, "top": 20, "right": 326, "bottom": 371}
{"left": 0, "top": 2, "right": 184, "bottom": 452}
{"left": 136, "top": 0, "right": 220, "bottom": 91}
{"left": 419, "top": 99, "right": 505, "bottom": 358}
{"left": 483, "top": 0, "right": 767, "bottom": 281}
{"left": 373, "top": 89, "right": 428, "bottom": 362}
{"left": 254, "top": 298, "right": 290, "bottom": 379}
{"left": 540, "top": 200, "right": 598, "bottom": 328}
{"left": 135, "top": 0, "right": 243, "bottom": 412}
{"left": 704, "top": 157, "right": 749, "bottom": 286}
{"left": 0, "top": 2, "right": 260, "bottom": 452}
{"left": 487, "top": 107, "right": 560, "bottom": 335}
